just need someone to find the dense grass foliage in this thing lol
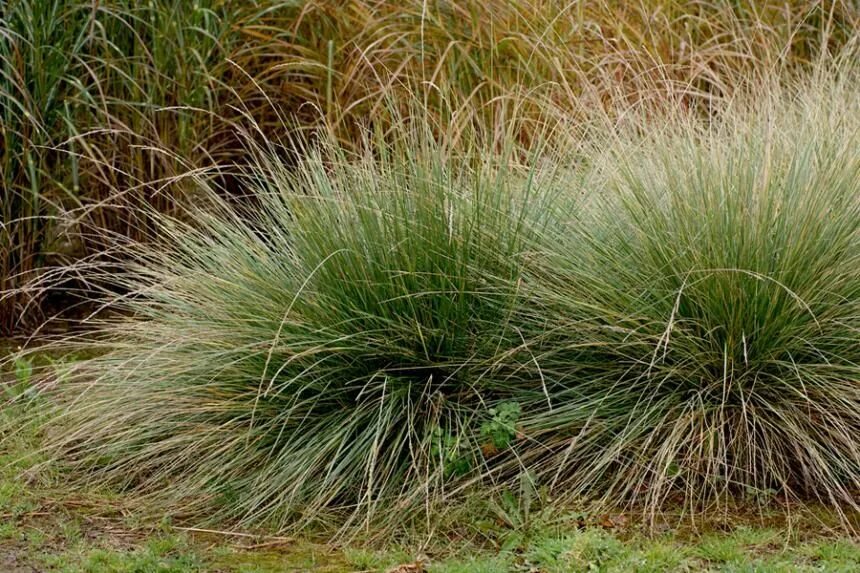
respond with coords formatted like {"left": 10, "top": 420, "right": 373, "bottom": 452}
{"left": 520, "top": 74, "right": 860, "bottom": 518}
{"left": 23, "top": 69, "right": 860, "bottom": 534}
{"left": 3, "top": 0, "right": 859, "bottom": 333}
{"left": 40, "top": 133, "right": 564, "bottom": 531}
{"left": 0, "top": 0, "right": 239, "bottom": 332}
{"left": 1, "top": 0, "right": 87, "bottom": 331}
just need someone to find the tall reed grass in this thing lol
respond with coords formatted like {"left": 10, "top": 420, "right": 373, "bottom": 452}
{"left": 0, "top": 0, "right": 238, "bottom": 333}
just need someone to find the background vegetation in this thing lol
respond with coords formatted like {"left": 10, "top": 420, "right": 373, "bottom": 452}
{"left": 3, "top": 0, "right": 859, "bottom": 333}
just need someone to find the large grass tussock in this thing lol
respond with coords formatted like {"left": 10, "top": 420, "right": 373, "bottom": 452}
{"left": 522, "top": 72, "right": 860, "bottom": 518}
{"left": 43, "top": 131, "right": 562, "bottom": 531}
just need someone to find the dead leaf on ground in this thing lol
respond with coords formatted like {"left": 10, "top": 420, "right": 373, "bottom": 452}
{"left": 384, "top": 554, "right": 428, "bottom": 573}
{"left": 599, "top": 513, "right": 628, "bottom": 529}
{"left": 384, "top": 563, "right": 424, "bottom": 573}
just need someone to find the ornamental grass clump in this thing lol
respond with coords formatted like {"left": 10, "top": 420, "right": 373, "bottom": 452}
{"left": 523, "top": 71, "right": 860, "bottom": 519}
{"left": 22, "top": 67, "right": 860, "bottom": 534}
{"left": 39, "top": 130, "right": 561, "bottom": 531}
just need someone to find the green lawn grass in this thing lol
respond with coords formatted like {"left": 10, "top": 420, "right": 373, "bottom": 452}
{"left": 2, "top": 468, "right": 860, "bottom": 573}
